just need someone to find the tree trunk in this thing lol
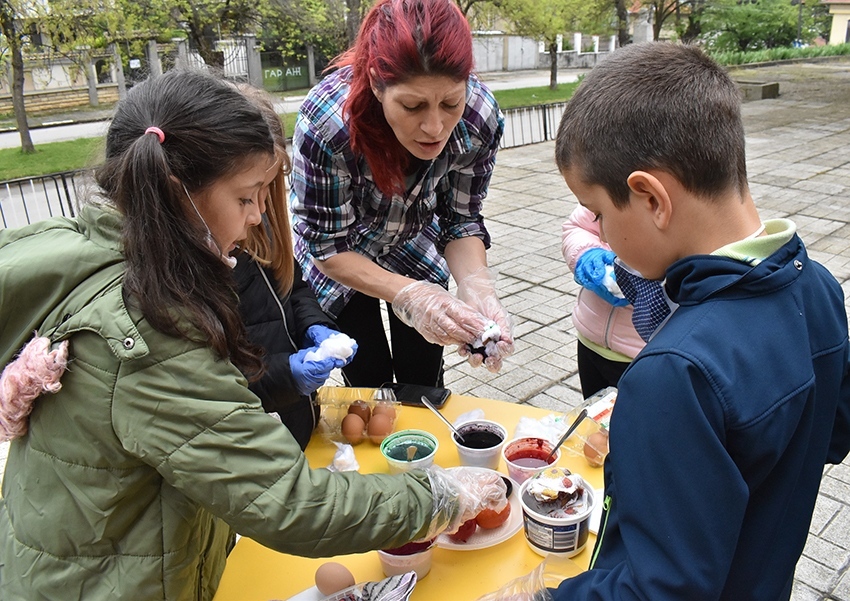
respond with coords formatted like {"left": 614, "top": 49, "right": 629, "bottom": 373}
{"left": 548, "top": 41, "right": 558, "bottom": 91}
{"left": 0, "top": 4, "right": 35, "bottom": 154}
{"left": 616, "top": 0, "right": 630, "bottom": 46}
{"left": 346, "top": 0, "right": 362, "bottom": 48}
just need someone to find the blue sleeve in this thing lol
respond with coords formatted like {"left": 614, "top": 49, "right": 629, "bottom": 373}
{"left": 828, "top": 345, "right": 850, "bottom": 464}
{"left": 552, "top": 351, "right": 746, "bottom": 600}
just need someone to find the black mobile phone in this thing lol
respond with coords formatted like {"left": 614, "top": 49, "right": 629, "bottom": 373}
{"left": 382, "top": 382, "right": 451, "bottom": 408}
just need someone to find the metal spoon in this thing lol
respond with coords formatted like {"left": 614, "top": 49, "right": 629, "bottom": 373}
{"left": 546, "top": 408, "right": 588, "bottom": 463}
{"left": 419, "top": 395, "right": 466, "bottom": 443}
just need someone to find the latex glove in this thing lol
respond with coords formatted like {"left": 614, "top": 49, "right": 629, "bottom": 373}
{"left": 304, "top": 324, "right": 336, "bottom": 347}
{"left": 456, "top": 268, "right": 515, "bottom": 372}
{"left": 475, "top": 554, "right": 583, "bottom": 601}
{"left": 289, "top": 348, "right": 344, "bottom": 396}
{"left": 574, "top": 248, "right": 629, "bottom": 307}
{"left": 421, "top": 466, "right": 508, "bottom": 540}
{"left": 392, "top": 281, "right": 489, "bottom": 347}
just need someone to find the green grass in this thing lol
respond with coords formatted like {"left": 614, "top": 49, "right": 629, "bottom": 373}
{"left": 493, "top": 82, "right": 581, "bottom": 109}
{"left": 0, "top": 137, "right": 105, "bottom": 181}
{"left": 1, "top": 84, "right": 580, "bottom": 180}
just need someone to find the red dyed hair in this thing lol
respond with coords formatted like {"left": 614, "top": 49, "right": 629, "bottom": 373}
{"left": 332, "top": 0, "right": 474, "bottom": 195}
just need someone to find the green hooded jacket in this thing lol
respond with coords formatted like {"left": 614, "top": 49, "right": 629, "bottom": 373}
{"left": 0, "top": 204, "right": 433, "bottom": 600}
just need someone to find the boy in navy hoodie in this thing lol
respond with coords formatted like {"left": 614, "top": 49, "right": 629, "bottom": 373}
{"left": 550, "top": 42, "right": 850, "bottom": 600}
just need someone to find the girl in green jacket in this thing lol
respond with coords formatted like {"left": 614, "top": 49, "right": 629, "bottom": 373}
{"left": 0, "top": 68, "right": 506, "bottom": 601}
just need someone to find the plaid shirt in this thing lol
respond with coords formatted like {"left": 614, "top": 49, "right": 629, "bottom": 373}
{"left": 290, "top": 66, "right": 504, "bottom": 318}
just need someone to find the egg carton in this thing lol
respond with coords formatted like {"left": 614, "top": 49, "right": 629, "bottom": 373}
{"left": 315, "top": 386, "right": 402, "bottom": 445}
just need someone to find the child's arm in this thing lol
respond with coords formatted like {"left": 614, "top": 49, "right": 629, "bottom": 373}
{"left": 827, "top": 353, "right": 850, "bottom": 464}
{"left": 561, "top": 204, "right": 608, "bottom": 271}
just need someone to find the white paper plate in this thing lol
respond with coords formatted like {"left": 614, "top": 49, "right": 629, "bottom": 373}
{"left": 436, "top": 475, "right": 523, "bottom": 551}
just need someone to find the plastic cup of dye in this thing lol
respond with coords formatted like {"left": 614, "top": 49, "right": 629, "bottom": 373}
{"left": 451, "top": 419, "right": 507, "bottom": 470}
{"left": 502, "top": 437, "right": 561, "bottom": 484}
{"left": 378, "top": 539, "right": 435, "bottom": 580}
{"left": 380, "top": 429, "right": 438, "bottom": 474}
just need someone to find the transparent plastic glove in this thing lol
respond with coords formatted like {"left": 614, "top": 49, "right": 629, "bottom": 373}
{"left": 456, "top": 268, "right": 515, "bottom": 372}
{"left": 574, "top": 248, "right": 629, "bottom": 307}
{"left": 422, "top": 465, "right": 508, "bottom": 540}
{"left": 289, "top": 348, "right": 344, "bottom": 396}
{"left": 475, "top": 554, "right": 584, "bottom": 601}
{"left": 392, "top": 281, "right": 489, "bottom": 347}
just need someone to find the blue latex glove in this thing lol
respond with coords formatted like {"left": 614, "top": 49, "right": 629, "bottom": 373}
{"left": 574, "top": 248, "right": 630, "bottom": 307}
{"left": 304, "top": 325, "right": 358, "bottom": 366}
{"left": 289, "top": 348, "right": 345, "bottom": 396}
{"left": 304, "top": 324, "right": 336, "bottom": 347}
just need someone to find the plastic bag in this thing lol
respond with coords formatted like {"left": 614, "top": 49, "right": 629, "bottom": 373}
{"left": 422, "top": 466, "right": 507, "bottom": 539}
{"left": 475, "top": 554, "right": 585, "bottom": 601}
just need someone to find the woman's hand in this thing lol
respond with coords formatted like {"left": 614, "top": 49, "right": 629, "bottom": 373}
{"left": 456, "top": 268, "right": 515, "bottom": 372}
{"left": 391, "top": 281, "right": 489, "bottom": 347}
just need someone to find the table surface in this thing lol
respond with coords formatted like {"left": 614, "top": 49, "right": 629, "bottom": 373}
{"left": 213, "top": 393, "right": 604, "bottom": 601}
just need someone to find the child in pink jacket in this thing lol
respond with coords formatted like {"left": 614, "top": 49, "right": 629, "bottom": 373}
{"left": 562, "top": 204, "right": 645, "bottom": 397}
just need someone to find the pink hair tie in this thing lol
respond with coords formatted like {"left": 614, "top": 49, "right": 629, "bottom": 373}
{"left": 144, "top": 126, "right": 165, "bottom": 144}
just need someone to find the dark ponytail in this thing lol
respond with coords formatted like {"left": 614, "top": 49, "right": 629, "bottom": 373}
{"left": 96, "top": 69, "right": 275, "bottom": 378}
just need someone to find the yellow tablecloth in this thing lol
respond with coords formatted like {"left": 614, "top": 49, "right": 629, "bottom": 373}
{"left": 213, "top": 393, "right": 603, "bottom": 601}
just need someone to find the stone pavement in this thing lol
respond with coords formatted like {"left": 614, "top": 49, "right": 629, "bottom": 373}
{"left": 437, "top": 59, "right": 850, "bottom": 600}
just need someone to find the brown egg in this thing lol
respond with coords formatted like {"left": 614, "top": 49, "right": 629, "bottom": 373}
{"left": 367, "top": 413, "right": 394, "bottom": 444}
{"left": 315, "top": 561, "right": 355, "bottom": 596}
{"left": 371, "top": 401, "right": 397, "bottom": 422}
{"left": 583, "top": 429, "right": 610, "bottom": 468}
{"left": 341, "top": 413, "right": 366, "bottom": 445}
{"left": 347, "top": 400, "right": 372, "bottom": 425}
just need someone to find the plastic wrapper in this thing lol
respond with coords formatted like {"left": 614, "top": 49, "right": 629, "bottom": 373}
{"left": 327, "top": 442, "right": 360, "bottom": 472}
{"left": 559, "top": 387, "right": 616, "bottom": 467}
{"left": 391, "top": 281, "right": 488, "bottom": 347}
{"left": 273, "top": 572, "right": 417, "bottom": 601}
{"left": 475, "top": 554, "right": 585, "bottom": 601}
{"left": 316, "top": 387, "right": 401, "bottom": 445}
{"left": 421, "top": 465, "right": 508, "bottom": 540}
{"left": 455, "top": 268, "right": 515, "bottom": 372}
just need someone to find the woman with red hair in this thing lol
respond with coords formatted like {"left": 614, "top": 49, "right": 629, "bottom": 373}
{"left": 291, "top": 0, "right": 513, "bottom": 388}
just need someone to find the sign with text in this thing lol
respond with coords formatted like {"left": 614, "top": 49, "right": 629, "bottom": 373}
{"left": 261, "top": 54, "right": 310, "bottom": 92}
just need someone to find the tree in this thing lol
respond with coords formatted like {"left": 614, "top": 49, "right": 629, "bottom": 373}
{"left": 646, "top": 0, "right": 678, "bottom": 40}
{"left": 264, "top": 0, "right": 348, "bottom": 61}
{"left": 501, "top": 0, "right": 609, "bottom": 89}
{"left": 0, "top": 0, "right": 34, "bottom": 153}
{"left": 700, "top": 0, "right": 799, "bottom": 51}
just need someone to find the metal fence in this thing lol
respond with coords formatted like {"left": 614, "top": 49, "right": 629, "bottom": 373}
{"left": 0, "top": 102, "right": 567, "bottom": 230}
{"left": 0, "top": 170, "right": 93, "bottom": 230}
{"left": 500, "top": 101, "right": 568, "bottom": 149}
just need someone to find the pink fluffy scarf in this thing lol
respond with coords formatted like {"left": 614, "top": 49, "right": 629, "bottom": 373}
{"left": 0, "top": 335, "right": 69, "bottom": 442}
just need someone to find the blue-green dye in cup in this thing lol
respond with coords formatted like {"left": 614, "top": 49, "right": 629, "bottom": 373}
{"left": 386, "top": 442, "right": 434, "bottom": 461}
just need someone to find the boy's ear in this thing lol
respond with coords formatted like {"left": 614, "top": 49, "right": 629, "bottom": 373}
{"left": 627, "top": 170, "right": 673, "bottom": 230}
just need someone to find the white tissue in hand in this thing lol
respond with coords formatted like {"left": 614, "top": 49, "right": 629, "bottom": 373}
{"left": 304, "top": 332, "right": 357, "bottom": 362}
{"left": 471, "top": 321, "right": 501, "bottom": 350}
{"left": 603, "top": 264, "right": 625, "bottom": 299}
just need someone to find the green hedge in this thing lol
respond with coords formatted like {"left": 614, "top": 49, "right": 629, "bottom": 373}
{"left": 711, "top": 43, "right": 850, "bottom": 66}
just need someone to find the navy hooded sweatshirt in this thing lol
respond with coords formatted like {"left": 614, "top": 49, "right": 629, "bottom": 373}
{"left": 553, "top": 234, "right": 850, "bottom": 600}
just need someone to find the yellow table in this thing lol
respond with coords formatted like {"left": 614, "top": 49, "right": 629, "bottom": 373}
{"left": 213, "top": 394, "right": 603, "bottom": 601}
